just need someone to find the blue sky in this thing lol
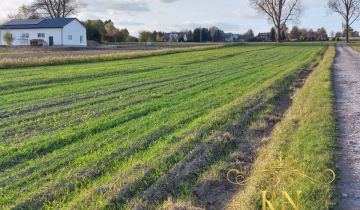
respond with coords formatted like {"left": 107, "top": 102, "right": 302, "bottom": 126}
{"left": 0, "top": 0, "right": 350, "bottom": 36}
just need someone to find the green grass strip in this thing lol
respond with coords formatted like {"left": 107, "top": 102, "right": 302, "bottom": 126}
{"left": 229, "top": 45, "right": 336, "bottom": 210}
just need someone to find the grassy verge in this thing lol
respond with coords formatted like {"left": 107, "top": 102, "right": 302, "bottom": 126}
{"left": 228, "top": 45, "right": 336, "bottom": 210}
{"left": 0, "top": 44, "right": 227, "bottom": 69}
{"left": 349, "top": 41, "right": 360, "bottom": 52}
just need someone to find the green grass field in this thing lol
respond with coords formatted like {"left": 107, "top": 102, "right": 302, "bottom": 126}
{"left": 0, "top": 44, "right": 326, "bottom": 209}
{"left": 228, "top": 45, "right": 336, "bottom": 210}
{"left": 349, "top": 42, "right": 360, "bottom": 52}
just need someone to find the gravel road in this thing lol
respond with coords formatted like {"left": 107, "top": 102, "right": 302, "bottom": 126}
{"left": 334, "top": 44, "right": 360, "bottom": 209}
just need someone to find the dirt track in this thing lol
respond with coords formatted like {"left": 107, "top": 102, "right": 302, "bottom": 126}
{"left": 0, "top": 43, "right": 217, "bottom": 61}
{"left": 333, "top": 44, "right": 360, "bottom": 209}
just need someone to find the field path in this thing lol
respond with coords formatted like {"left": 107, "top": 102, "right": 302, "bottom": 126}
{"left": 334, "top": 44, "right": 360, "bottom": 209}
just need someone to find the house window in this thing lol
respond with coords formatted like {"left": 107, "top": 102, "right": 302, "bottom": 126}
{"left": 38, "top": 33, "right": 45, "bottom": 38}
{"left": 80, "top": 35, "right": 84, "bottom": 43}
{"left": 68, "top": 35, "right": 72, "bottom": 40}
{"left": 21, "top": 33, "right": 29, "bottom": 38}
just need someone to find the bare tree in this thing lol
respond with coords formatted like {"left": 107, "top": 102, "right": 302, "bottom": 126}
{"left": 30, "top": 0, "right": 85, "bottom": 18}
{"left": 249, "top": 0, "right": 302, "bottom": 42}
{"left": 328, "top": 0, "right": 360, "bottom": 42}
{"left": 7, "top": 5, "right": 41, "bottom": 20}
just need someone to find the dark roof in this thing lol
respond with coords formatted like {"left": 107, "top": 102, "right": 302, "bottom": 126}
{"left": 0, "top": 18, "right": 78, "bottom": 29}
{"left": 258, "top": 32, "right": 270, "bottom": 36}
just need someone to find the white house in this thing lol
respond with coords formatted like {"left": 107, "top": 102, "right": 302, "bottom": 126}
{"left": 0, "top": 18, "right": 87, "bottom": 47}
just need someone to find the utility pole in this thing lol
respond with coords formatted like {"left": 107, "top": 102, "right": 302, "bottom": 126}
{"left": 200, "top": 25, "right": 202, "bottom": 43}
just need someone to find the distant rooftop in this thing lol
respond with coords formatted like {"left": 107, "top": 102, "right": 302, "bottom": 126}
{"left": 0, "top": 18, "right": 77, "bottom": 29}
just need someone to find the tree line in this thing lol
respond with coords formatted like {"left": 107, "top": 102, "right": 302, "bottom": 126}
{"left": 250, "top": 0, "right": 360, "bottom": 43}
{"left": 85, "top": 20, "right": 138, "bottom": 43}
{"left": 138, "top": 27, "right": 226, "bottom": 42}
{"left": 288, "top": 26, "right": 329, "bottom": 41}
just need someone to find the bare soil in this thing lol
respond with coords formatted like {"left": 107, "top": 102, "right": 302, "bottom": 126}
{"left": 333, "top": 44, "right": 360, "bottom": 209}
{"left": 0, "top": 43, "right": 217, "bottom": 61}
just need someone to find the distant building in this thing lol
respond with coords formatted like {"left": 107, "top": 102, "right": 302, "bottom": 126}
{"left": 258, "top": 32, "right": 271, "bottom": 41}
{"left": 224, "top": 33, "right": 240, "bottom": 42}
{"left": 338, "top": 37, "right": 360, "bottom": 41}
{"left": 0, "top": 18, "right": 87, "bottom": 47}
{"left": 162, "top": 32, "right": 188, "bottom": 42}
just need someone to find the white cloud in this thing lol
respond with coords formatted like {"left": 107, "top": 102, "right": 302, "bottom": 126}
{"left": 159, "top": 0, "right": 180, "bottom": 3}
{"left": 86, "top": 0, "right": 150, "bottom": 14}
{"left": 0, "top": 0, "right": 32, "bottom": 19}
{"left": 235, "top": 10, "right": 262, "bottom": 19}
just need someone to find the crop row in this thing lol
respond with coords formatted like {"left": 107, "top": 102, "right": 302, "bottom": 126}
{"left": 0, "top": 44, "right": 324, "bottom": 209}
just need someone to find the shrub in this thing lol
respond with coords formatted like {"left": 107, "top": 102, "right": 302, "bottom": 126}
{"left": 3, "top": 32, "right": 13, "bottom": 46}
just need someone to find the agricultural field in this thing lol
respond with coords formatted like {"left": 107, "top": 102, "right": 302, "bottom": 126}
{"left": 0, "top": 44, "right": 329, "bottom": 209}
